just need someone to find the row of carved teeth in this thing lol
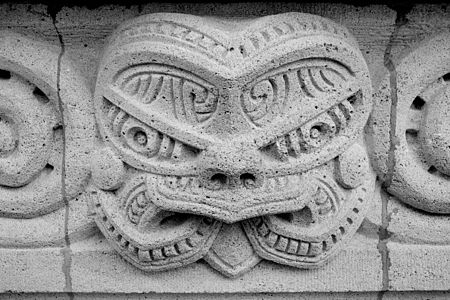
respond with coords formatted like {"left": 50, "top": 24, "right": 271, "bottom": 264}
{"left": 161, "top": 174, "right": 302, "bottom": 192}
{"left": 93, "top": 198, "right": 214, "bottom": 264}
{"left": 255, "top": 218, "right": 325, "bottom": 257}
{"left": 253, "top": 197, "right": 364, "bottom": 257}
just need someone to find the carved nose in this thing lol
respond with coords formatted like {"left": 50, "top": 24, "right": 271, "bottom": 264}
{"left": 206, "top": 171, "right": 259, "bottom": 189}
{"left": 198, "top": 145, "right": 263, "bottom": 190}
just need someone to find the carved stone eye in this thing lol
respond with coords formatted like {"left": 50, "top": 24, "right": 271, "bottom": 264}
{"left": 121, "top": 119, "right": 162, "bottom": 157}
{"left": 266, "top": 93, "right": 358, "bottom": 160}
{"left": 105, "top": 101, "right": 198, "bottom": 161}
{"left": 298, "top": 114, "right": 337, "bottom": 150}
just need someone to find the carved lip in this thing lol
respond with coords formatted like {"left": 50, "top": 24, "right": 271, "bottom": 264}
{"left": 146, "top": 173, "right": 319, "bottom": 223}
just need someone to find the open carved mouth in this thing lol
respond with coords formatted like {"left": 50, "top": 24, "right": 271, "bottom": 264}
{"left": 92, "top": 163, "right": 373, "bottom": 272}
{"left": 149, "top": 174, "right": 313, "bottom": 223}
{"left": 242, "top": 179, "right": 370, "bottom": 267}
{"left": 146, "top": 165, "right": 347, "bottom": 223}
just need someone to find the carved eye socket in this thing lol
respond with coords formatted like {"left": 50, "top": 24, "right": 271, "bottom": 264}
{"left": 113, "top": 64, "right": 218, "bottom": 124}
{"left": 105, "top": 101, "right": 199, "bottom": 161}
{"left": 299, "top": 116, "right": 338, "bottom": 150}
{"left": 264, "top": 92, "right": 359, "bottom": 159}
{"left": 123, "top": 123, "right": 162, "bottom": 157}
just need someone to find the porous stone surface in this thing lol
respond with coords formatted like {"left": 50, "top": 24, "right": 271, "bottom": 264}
{"left": 90, "top": 11, "right": 375, "bottom": 276}
{"left": 68, "top": 232, "right": 382, "bottom": 293}
{"left": 0, "top": 30, "right": 96, "bottom": 247}
{"left": 0, "top": 2, "right": 449, "bottom": 298}
{"left": 369, "top": 31, "right": 450, "bottom": 214}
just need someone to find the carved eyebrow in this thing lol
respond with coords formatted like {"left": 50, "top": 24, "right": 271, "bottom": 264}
{"left": 251, "top": 83, "right": 359, "bottom": 148}
{"left": 102, "top": 86, "right": 216, "bottom": 150}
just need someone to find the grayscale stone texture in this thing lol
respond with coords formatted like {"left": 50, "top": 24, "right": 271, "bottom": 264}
{"left": 0, "top": 2, "right": 449, "bottom": 299}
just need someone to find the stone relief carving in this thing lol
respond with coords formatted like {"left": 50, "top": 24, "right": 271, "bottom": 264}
{"left": 370, "top": 32, "right": 450, "bottom": 215}
{"left": 0, "top": 31, "right": 96, "bottom": 246}
{"left": 90, "top": 12, "right": 375, "bottom": 277}
{"left": 0, "top": 9, "right": 448, "bottom": 281}
{"left": 368, "top": 32, "right": 450, "bottom": 243}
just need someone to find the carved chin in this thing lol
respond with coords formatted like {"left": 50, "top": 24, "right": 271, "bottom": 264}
{"left": 148, "top": 173, "right": 327, "bottom": 223}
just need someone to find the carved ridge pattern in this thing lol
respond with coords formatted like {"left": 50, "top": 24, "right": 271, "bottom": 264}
{"left": 89, "top": 12, "right": 377, "bottom": 277}
{"left": 270, "top": 92, "right": 359, "bottom": 159}
{"left": 106, "top": 103, "right": 183, "bottom": 160}
{"left": 0, "top": 70, "right": 60, "bottom": 217}
{"left": 123, "top": 181, "right": 151, "bottom": 225}
{"left": 238, "top": 16, "right": 351, "bottom": 58}
{"left": 91, "top": 177, "right": 222, "bottom": 271}
{"left": 0, "top": 31, "right": 96, "bottom": 246}
{"left": 240, "top": 59, "right": 356, "bottom": 127}
{"left": 370, "top": 32, "right": 450, "bottom": 214}
{"left": 108, "top": 13, "right": 354, "bottom": 66}
{"left": 242, "top": 173, "right": 373, "bottom": 267}
{"left": 116, "top": 20, "right": 229, "bottom": 59}
{"left": 112, "top": 64, "right": 219, "bottom": 123}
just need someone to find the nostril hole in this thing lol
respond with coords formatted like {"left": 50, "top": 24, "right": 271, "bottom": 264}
{"left": 240, "top": 173, "right": 256, "bottom": 181}
{"left": 210, "top": 173, "right": 227, "bottom": 185}
{"left": 240, "top": 173, "right": 257, "bottom": 188}
{"left": 0, "top": 70, "right": 11, "bottom": 79}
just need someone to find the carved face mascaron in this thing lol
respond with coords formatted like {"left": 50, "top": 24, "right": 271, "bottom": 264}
{"left": 91, "top": 13, "right": 374, "bottom": 276}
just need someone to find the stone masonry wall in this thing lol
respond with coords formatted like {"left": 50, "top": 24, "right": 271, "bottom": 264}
{"left": 0, "top": 2, "right": 449, "bottom": 299}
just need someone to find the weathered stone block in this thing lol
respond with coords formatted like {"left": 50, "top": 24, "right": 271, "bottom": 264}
{"left": 0, "top": 2, "right": 449, "bottom": 298}
{"left": 389, "top": 242, "right": 450, "bottom": 291}
{"left": 69, "top": 233, "right": 381, "bottom": 293}
{"left": 0, "top": 247, "right": 65, "bottom": 293}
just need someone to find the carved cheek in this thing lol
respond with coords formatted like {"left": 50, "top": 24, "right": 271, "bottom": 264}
{"left": 335, "top": 144, "right": 370, "bottom": 189}
{"left": 91, "top": 174, "right": 222, "bottom": 271}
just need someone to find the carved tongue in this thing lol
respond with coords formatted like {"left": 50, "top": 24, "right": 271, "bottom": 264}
{"left": 204, "top": 223, "right": 261, "bottom": 278}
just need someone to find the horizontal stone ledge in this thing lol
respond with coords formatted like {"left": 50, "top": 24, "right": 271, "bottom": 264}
{"left": 1, "top": 230, "right": 450, "bottom": 294}
{"left": 1, "top": 232, "right": 382, "bottom": 293}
